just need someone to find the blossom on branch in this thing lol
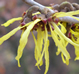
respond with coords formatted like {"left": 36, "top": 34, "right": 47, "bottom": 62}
{"left": 1, "top": 6, "right": 79, "bottom": 74}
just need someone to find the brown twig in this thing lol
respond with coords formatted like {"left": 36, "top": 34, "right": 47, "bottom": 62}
{"left": 23, "top": 0, "right": 55, "bottom": 15}
{"left": 59, "top": 16, "right": 79, "bottom": 24}
{"left": 22, "top": 0, "right": 79, "bottom": 24}
{"left": 53, "top": 1, "right": 75, "bottom": 11}
{"left": 22, "top": 0, "right": 44, "bottom": 7}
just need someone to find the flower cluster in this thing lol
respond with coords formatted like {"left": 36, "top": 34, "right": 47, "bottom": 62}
{"left": 1, "top": 7, "right": 79, "bottom": 74}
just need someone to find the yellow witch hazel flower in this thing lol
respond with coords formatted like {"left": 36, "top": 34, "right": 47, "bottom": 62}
{"left": 1, "top": 7, "right": 79, "bottom": 74}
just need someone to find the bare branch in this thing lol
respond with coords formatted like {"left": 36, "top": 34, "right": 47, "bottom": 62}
{"left": 26, "top": 5, "right": 46, "bottom": 18}
{"left": 53, "top": 1, "right": 79, "bottom": 12}
{"left": 22, "top": 0, "right": 44, "bottom": 7}
{"left": 59, "top": 16, "right": 79, "bottom": 24}
{"left": 22, "top": 0, "right": 79, "bottom": 24}
{"left": 22, "top": 0, "right": 55, "bottom": 16}
{"left": 53, "top": 1, "right": 75, "bottom": 11}
{"left": 72, "top": 3, "right": 79, "bottom": 10}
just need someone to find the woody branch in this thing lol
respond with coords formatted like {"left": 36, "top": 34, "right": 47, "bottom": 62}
{"left": 22, "top": 0, "right": 79, "bottom": 24}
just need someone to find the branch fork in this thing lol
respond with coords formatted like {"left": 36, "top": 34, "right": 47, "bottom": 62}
{"left": 22, "top": 0, "right": 79, "bottom": 24}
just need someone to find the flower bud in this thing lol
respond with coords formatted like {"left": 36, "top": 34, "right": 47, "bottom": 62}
{"left": 22, "top": 11, "right": 26, "bottom": 16}
{"left": 68, "top": 32, "right": 71, "bottom": 39}
{"left": 51, "top": 25, "right": 54, "bottom": 30}
{"left": 42, "top": 19, "right": 47, "bottom": 24}
{"left": 54, "top": 18, "right": 59, "bottom": 24}
{"left": 41, "top": 25, "right": 45, "bottom": 31}
{"left": 71, "top": 24, "right": 75, "bottom": 27}
{"left": 32, "top": 15, "right": 37, "bottom": 20}
{"left": 21, "top": 22, "right": 25, "bottom": 26}
{"left": 47, "top": 17, "right": 52, "bottom": 22}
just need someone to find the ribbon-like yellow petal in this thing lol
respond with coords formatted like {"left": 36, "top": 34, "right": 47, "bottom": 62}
{"left": 61, "top": 53, "right": 66, "bottom": 63}
{"left": 15, "top": 19, "right": 41, "bottom": 67}
{"left": 56, "top": 48, "right": 61, "bottom": 55}
{"left": 0, "top": 21, "right": 32, "bottom": 45}
{"left": 32, "top": 12, "right": 41, "bottom": 16}
{"left": 44, "top": 26, "right": 49, "bottom": 74}
{"left": 37, "top": 28, "right": 44, "bottom": 66}
{"left": 74, "top": 46, "right": 79, "bottom": 60}
{"left": 35, "top": 26, "right": 49, "bottom": 74}
{"left": 1, "top": 17, "right": 22, "bottom": 27}
{"left": 70, "top": 29, "right": 79, "bottom": 37}
{"left": 52, "top": 22, "right": 79, "bottom": 47}
{"left": 70, "top": 34, "right": 79, "bottom": 61}
{"left": 49, "top": 23, "right": 70, "bottom": 64}
{"left": 59, "top": 22, "right": 67, "bottom": 34}
{"left": 54, "top": 10, "right": 79, "bottom": 18}
{"left": 0, "top": 27, "right": 21, "bottom": 45}
{"left": 44, "top": 40, "right": 49, "bottom": 74}
{"left": 32, "top": 32, "right": 41, "bottom": 70}
{"left": 66, "top": 10, "right": 79, "bottom": 16}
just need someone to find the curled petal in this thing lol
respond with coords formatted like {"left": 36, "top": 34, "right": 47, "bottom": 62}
{"left": 61, "top": 53, "right": 69, "bottom": 65}
{"left": 70, "top": 29, "right": 79, "bottom": 37}
{"left": 49, "top": 23, "right": 70, "bottom": 64}
{"left": 56, "top": 48, "right": 61, "bottom": 56}
{"left": 61, "top": 53, "right": 66, "bottom": 63}
{"left": 74, "top": 46, "right": 79, "bottom": 60}
{"left": 52, "top": 22, "right": 79, "bottom": 47}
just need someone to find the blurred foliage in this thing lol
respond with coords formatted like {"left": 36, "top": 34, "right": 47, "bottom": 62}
{"left": 0, "top": 0, "right": 79, "bottom": 74}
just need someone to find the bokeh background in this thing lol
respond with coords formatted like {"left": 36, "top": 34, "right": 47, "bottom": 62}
{"left": 0, "top": 0, "right": 79, "bottom": 74}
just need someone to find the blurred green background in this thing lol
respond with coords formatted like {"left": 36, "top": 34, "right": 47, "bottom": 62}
{"left": 0, "top": 0, "right": 79, "bottom": 74}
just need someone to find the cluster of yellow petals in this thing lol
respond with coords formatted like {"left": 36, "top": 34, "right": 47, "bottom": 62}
{"left": 1, "top": 7, "right": 79, "bottom": 74}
